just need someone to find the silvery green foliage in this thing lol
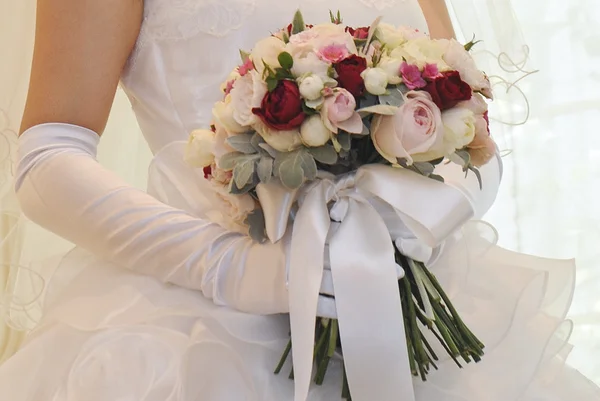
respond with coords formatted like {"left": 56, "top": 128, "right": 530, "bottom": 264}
{"left": 378, "top": 85, "right": 408, "bottom": 107}
{"left": 244, "top": 208, "right": 267, "bottom": 243}
{"left": 274, "top": 148, "right": 318, "bottom": 189}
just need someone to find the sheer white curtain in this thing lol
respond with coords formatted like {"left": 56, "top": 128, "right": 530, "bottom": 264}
{"left": 483, "top": 0, "right": 600, "bottom": 384}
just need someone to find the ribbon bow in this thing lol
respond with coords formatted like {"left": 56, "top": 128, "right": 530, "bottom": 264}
{"left": 257, "top": 155, "right": 502, "bottom": 401}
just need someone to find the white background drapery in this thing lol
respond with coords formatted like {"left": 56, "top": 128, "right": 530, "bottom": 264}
{"left": 0, "top": 0, "right": 598, "bottom": 384}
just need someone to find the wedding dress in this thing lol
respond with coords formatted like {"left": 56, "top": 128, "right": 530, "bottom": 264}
{"left": 0, "top": 1, "right": 599, "bottom": 400}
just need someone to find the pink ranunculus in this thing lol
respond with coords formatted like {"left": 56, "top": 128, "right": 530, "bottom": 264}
{"left": 371, "top": 91, "right": 444, "bottom": 164}
{"left": 422, "top": 63, "right": 441, "bottom": 80}
{"left": 321, "top": 88, "right": 363, "bottom": 134}
{"left": 400, "top": 62, "right": 426, "bottom": 90}
{"left": 317, "top": 43, "right": 350, "bottom": 63}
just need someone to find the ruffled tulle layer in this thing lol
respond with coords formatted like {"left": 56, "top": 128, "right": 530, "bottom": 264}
{"left": 0, "top": 218, "right": 598, "bottom": 401}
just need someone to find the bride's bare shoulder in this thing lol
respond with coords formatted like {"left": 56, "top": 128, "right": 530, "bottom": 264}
{"left": 20, "top": 0, "right": 144, "bottom": 134}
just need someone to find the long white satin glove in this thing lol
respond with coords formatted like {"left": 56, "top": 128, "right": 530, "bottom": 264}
{"left": 16, "top": 123, "right": 340, "bottom": 317}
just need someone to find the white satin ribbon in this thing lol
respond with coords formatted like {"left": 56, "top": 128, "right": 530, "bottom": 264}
{"left": 286, "top": 164, "right": 477, "bottom": 401}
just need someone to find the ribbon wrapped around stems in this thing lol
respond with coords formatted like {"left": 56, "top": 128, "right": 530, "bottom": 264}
{"left": 256, "top": 154, "right": 502, "bottom": 401}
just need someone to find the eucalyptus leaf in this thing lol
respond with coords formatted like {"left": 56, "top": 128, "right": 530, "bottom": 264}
{"left": 337, "top": 132, "right": 352, "bottom": 151}
{"left": 218, "top": 152, "right": 246, "bottom": 171}
{"left": 233, "top": 157, "right": 257, "bottom": 189}
{"left": 259, "top": 143, "right": 280, "bottom": 159}
{"left": 230, "top": 174, "right": 259, "bottom": 195}
{"left": 429, "top": 174, "right": 445, "bottom": 183}
{"left": 299, "top": 151, "right": 317, "bottom": 181}
{"left": 359, "top": 124, "right": 370, "bottom": 136}
{"left": 250, "top": 132, "right": 264, "bottom": 153}
{"left": 227, "top": 133, "right": 257, "bottom": 154}
{"left": 257, "top": 157, "right": 274, "bottom": 184}
{"left": 468, "top": 165, "right": 483, "bottom": 189}
{"left": 448, "top": 151, "right": 470, "bottom": 168}
{"left": 378, "top": 86, "right": 406, "bottom": 107}
{"left": 359, "top": 94, "right": 379, "bottom": 109}
{"left": 309, "top": 145, "right": 338, "bottom": 165}
{"left": 411, "top": 162, "right": 435, "bottom": 177}
{"left": 357, "top": 104, "right": 398, "bottom": 117}
{"left": 291, "top": 10, "right": 306, "bottom": 35}
{"left": 278, "top": 157, "right": 305, "bottom": 189}
{"left": 245, "top": 208, "right": 268, "bottom": 244}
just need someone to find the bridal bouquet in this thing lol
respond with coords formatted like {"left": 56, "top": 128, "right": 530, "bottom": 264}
{"left": 186, "top": 10, "right": 496, "bottom": 400}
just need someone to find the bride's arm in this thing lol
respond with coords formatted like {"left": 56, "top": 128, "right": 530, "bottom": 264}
{"left": 17, "top": 0, "right": 335, "bottom": 317}
{"left": 418, "top": 0, "right": 456, "bottom": 39}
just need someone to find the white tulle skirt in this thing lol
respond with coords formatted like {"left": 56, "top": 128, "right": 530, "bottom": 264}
{"left": 0, "top": 221, "right": 598, "bottom": 401}
{"left": 1, "top": 143, "right": 599, "bottom": 401}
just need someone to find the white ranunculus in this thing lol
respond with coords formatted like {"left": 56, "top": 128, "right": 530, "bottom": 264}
{"left": 443, "top": 39, "right": 490, "bottom": 92}
{"left": 391, "top": 38, "right": 450, "bottom": 69}
{"left": 375, "top": 23, "right": 408, "bottom": 50}
{"left": 254, "top": 122, "right": 303, "bottom": 152}
{"left": 300, "top": 115, "right": 332, "bottom": 147}
{"left": 212, "top": 96, "right": 246, "bottom": 134}
{"left": 361, "top": 67, "right": 389, "bottom": 95}
{"left": 251, "top": 36, "right": 286, "bottom": 75}
{"left": 378, "top": 56, "right": 403, "bottom": 85}
{"left": 299, "top": 75, "right": 325, "bottom": 101}
{"left": 442, "top": 107, "right": 477, "bottom": 151}
{"left": 185, "top": 129, "right": 216, "bottom": 168}
{"left": 229, "top": 70, "right": 268, "bottom": 127}
{"left": 291, "top": 52, "right": 330, "bottom": 80}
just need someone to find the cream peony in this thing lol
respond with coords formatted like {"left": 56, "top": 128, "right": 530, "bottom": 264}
{"left": 251, "top": 36, "right": 286, "bottom": 74}
{"left": 378, "top": 56, "right": 403, "bottom": 85}
{"left": 185, "top": 129, "right": 216, "bottom": 168}
{"left": 375, "top": 23, "right": 408, "bottom": 50}
{"left": 441, "top": 107, "right": 477, "bottom": 151}
{"left": 371, "top": 91, "right": 444, "bottom": 164}
{"left": 300, "top": 115, "right": 332, "bottom": 147}
{"left": 287, "top": 23, "right": 357, "bottom": 59}
{"left": 229, "top": 70, "right": 268, "bottom": 127}
{"left": 291, "top": 52, "right": 331, "bottom": 80}
{"left": 443, "top": 39, "right": 491, "bottom": 93}
{"left": 212, "top": 96, "right": 246, "bottom": 134}
{"left": 254, "top": 121, "right": 303, "bottom": 152}
{"left": 361, "top": 67, "right": 389, "bottom": 95}
{"left": 207, "top": 182, "right": 256, "bottom": 235}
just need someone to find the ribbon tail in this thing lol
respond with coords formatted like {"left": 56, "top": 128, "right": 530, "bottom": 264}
{"left": 329, "top": 198, "right": 415, "bottom": 401}
{"left": 288, "top": 182, "right": 332, "bottom": 401}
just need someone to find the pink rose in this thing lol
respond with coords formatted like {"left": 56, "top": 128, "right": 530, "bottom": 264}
{"left": 400, "top": 62, "right": 426, "bottom": 90}
{"left": 321, "top": 88, "right": 363, "bottom": 134}
{"left": 371, "top": 91, "right": 444, "bottom": 164}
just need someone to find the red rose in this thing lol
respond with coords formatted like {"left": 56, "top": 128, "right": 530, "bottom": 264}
{"left": 345, "top": 26, "right": 369, "bottom": 39}
{"left": 334, "top": 55, "right": 368, "bottom": 98}
{"left": 424, "top": 71, "right": 472, "bottom": 111}
{"left": 252, "top": 80, "right": 306, "bottom": 130}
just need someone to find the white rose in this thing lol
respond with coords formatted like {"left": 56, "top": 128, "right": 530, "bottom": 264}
{"left": 251, "top": 36, "right": 286, "bottom": 74}
{"left": 378, "top": 57, "right": 403, "bottom": 85}
{"left": 442, "top": 107, "right": 477, "bottom": 151}
{"left": 212, "top": 96, "right": 246, "bottom": 134}
{"left": 207, "top": 183, "right": 256, "bottom": 235}
{"left": 361, "top": 67, "right": 389, "bottom": 95}
{"left": 291, "top": 52, "right": 330, "bottom": 80}
{"left": 254, "top": 122, "right": 303, "bottom": 152}
{"left": 299, "top": 75, "right": 325, "bottom": 101}
{"left": 229, "top": 70, "right": 268, "bottom": 127}
{"left": 391, "top": 38, "right": 450, "bottom": 69}
{"left": 185, "top": 129, "right": 215, "bottom": 168}
{"left": 300, "top": 115, "right": 332, "bottom": 147}
{"left": 443, "top": 39, "right": 489, "bottom": 92}
{"left": 375, "top": 23, "right": 408, "bottom": 50}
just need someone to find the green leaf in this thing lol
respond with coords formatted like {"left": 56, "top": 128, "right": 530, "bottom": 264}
{"left": 230, "top": 175, "right": 258, "bottom": 194}
{"left": 411, "top": 162, "right": 435, "bottom": 177}
{"left": 429, "top": 174, "right": 445, "bottom": 183}
{"left": 299, "top": 150, "right": 318, "bottom": 181}
{"left": 278, "top": 153, "right": 306, "bottom": 189}
{"left": 291, "top": 10, "right": 306, "bottom": 35}
{"left": 266, "top": 77, "right": 278, "bottom": 92}
{"left": 239, "top": 50, "right": 251, "bottom": 64}
{"left": 337, "top": 132, "right": 352, "bottom": 151}
{"left": 277, "top": 52, "right": 294, "bottom": 70}
{"left": 250, "top": 132, "right": 264, "bottom": 153}
{"left": 259, "top": 143, "right": 280, "bottom": 159}
{"left": 257, "top": 157, "right": 274, "bottom": 184}
{"left": 227, "top": 133, "right": 257, "bottom": 154}
{"left": 244, "top": 208, "right": 267, "bottom": 243}
{"left": 233, "top": 156, "right": 257, "bottom": 189}
{"left": 308, "top": 145, "right": 338, "bottom": 165}
{"left": 464, "top": 34, "right": 482, "bottom": 52}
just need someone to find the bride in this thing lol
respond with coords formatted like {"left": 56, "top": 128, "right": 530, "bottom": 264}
{"left": 0, "top": 0, "right": 599, "bottom": 400}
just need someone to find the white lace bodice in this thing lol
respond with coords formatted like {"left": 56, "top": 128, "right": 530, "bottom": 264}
{"left": 120, "top": 0, "right": 428, "bottom": 154}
